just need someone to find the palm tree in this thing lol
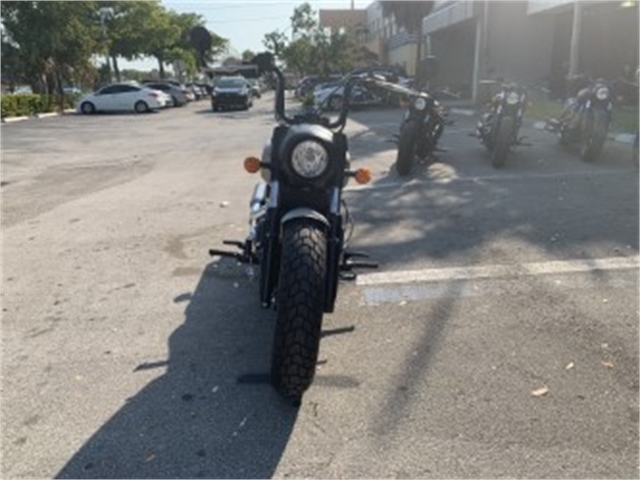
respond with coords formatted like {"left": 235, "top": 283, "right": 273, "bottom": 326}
{"left": 380, "top": 1, "right": 434, "bottom": 87}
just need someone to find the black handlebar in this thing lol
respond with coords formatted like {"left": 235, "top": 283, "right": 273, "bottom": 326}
{"left": 271, "top": 65, "right": 354, "bottom": 131}
{"left": 271, "top": 67, "right": 296, "bottom": 125}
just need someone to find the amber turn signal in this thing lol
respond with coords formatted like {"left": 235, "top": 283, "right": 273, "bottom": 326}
{"left": 244, "top": 156, "right": 261, "bottom": 173}
{"left": 354, "top": 168, "right": 371, "bottom": 184}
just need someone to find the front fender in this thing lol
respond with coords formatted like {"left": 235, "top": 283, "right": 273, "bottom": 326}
{"left": 281, "top": 208, "right": 329, "bottom": 230}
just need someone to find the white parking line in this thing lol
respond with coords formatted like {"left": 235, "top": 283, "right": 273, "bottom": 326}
{"left": 357, "top": 256, "right": 639, "bottom": 286}
{"left": 345, "top": 168, "right": 631, "bottom": 192}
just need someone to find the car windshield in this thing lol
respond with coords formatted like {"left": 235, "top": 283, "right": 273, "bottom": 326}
{"left": 216, "top": 78, "right": 246, "bottom": 88}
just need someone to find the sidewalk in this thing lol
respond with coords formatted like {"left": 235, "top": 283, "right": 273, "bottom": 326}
{"left": 441, "top": 100, "right": 636, "bottom": 145}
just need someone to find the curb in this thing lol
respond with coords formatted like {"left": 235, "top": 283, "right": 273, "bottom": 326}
{"left": 2, "top": 109, "right": 77, "bottom": 123}
{"left": 1, "top": 115, "right": 30, "bottom": 123}
{"left": 35, "top": 112, "right": 59, "bottom": 119}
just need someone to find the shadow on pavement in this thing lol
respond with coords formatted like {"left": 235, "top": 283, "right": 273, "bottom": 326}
{"left": 56, "top": 260, "right": 298, "bottom": 479}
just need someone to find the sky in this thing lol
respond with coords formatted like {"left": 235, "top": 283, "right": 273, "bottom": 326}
{"left": 120, "top": 0, "right": 372, "bottom": 71}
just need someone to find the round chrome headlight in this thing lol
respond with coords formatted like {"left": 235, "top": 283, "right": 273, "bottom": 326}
{"left": 596, "top": 87, "right": 609, "bottom": 100}
{"left": 506, "top": 92, "right": 520, "bottom": 105}
{"left": 414, "top": 97, "right": 427, "bottom": 111}
{"left": 291, "top": 140, "right": 329, "bottom": 179}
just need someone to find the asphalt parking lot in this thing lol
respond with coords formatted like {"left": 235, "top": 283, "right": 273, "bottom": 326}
{"left": 2, "top": 95, "right": 638, "bottom": 478}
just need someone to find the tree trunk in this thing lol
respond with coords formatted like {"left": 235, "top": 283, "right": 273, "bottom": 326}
{"left": 156, "top": 55, "right": 165, "bottom": 79}
{"left": 55, "top": 66, "right": 65, "bottom": 112}
{"left": 111, "top": 54, "right": 121, "bottom": 82}
{"left": 46, "top": 72, "right": 56, "bottom": 95}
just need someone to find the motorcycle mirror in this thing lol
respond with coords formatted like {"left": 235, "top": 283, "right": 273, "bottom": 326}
{"left": 251, "top": 52, "right": 275, "bottom": 75}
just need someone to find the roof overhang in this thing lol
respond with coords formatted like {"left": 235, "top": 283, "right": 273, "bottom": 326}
{"left": 527, "top": 0, "right": 575, "bottom": 15}
{"left": 423, "top": 1, "right": 480, "bottom": 35}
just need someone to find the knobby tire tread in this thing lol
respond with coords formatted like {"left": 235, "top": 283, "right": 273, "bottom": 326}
{"left": 271, "top": 219, "right": 327, "bottom": 400}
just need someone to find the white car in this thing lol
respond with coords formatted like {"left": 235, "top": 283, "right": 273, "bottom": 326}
{"left": 77, "top": 83, "right": 167, "bottom": 114}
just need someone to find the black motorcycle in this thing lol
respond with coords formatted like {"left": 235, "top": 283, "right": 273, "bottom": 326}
{"left": 546, "top": 79, "right": 612, "bottom": 162}
{"left": 191, "top": 28, "right": 377, "bottom": 402}
{"left": 395, "top": 90, "right": 448, "bottom": 176}
{"left": 476, "top": 84, "right": 528, "bottom": 168}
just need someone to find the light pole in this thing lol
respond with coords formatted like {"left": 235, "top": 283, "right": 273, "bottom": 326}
{"left": 98, "top": 7, "right": 114, "bottom": 83}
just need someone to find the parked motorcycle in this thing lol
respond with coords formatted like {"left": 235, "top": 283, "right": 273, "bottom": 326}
{"left": 395, "top": 90, "right": 449, "bottom": 176}
{"left": 191, "top": 28, "right": 377, "bottom": 402}
{"left": 546, "top": 78, "right": 612, "bottom": 162}
{"left": 476, "top": 84, "right": 528, "bottom": 168}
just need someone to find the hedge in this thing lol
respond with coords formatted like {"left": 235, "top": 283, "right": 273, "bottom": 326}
{"left": 1, "top": 93, "right": 82, "bottom": 118}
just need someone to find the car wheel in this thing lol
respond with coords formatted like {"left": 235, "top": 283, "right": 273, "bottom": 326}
{"left": 80, "top": 102, "right": 95, "bottom": 114}
{"left": 171, "top": 95, "right": 179, "bottom": 107}
{"left": 134, "top": 101, "right": 149, "bottom": 113}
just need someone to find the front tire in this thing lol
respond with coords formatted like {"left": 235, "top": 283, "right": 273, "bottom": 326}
{"left": 491, "top": 116, "right": 514, "bottom": 169}
{"left": 580, "top": 110, "right": 607, "bottom": 162}
{"left": 396, "top": 120, "right": 419, "bottom": 176}
{"left": 271, "top": 219, "right": 327, "bottom": 401}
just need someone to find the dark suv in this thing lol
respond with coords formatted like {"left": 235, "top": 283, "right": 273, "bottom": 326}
{"left": 212, "top": 76, "right": 252, "bottom": 111}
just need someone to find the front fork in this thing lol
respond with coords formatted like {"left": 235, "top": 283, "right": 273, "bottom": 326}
{"left": 209, "top": 183, "right": 377, "bottom": 312}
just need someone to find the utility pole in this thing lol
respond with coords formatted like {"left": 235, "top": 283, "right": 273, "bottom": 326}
{"left": 568, "top": 0, "right": 582, "bottom": 76}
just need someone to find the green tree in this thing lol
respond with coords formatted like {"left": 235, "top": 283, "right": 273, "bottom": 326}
{"left": 242, "top": 49, "right": 255, "bottom": 62}
{"left": 380, "top": 1, "right": 434, "bottom": 86}
{"left": 290, "top": 2, "right": 317, "bottom": 35}
{"left": 136, "top": 3, "right": 179, "bottom": 78}
{"left": 1, "top": 1, "right": 101, "bottom": 94}
{"left": 282, "top": 36, "right": 315, "bottom": 77}
{"left": 262, "top": 30, "right": 288, "bottom": 57}
{"left": 277, "top": 2, "right": 361, "bottom": 77}
{"left": 99, "top": 1, "right": 160, "bottom": 82}
{"left": 137, "top": 7, "right": 226, "bottom": 79}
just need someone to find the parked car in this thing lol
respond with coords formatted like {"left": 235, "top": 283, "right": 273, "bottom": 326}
{"left": 295, "top": 74, "right": 342, "bottom": 99}
{"left": 196, "top": 82, "right": 212, "bottom": 96}
{"left": 211, "top": 76, "right": 252, "bottom": 111}
{"left": 143, "top": 81, "right": 188, "bottom": 107}
{"left": 186, "top": 83, "right": 205, "bottom": 100}
{"left": 13, "top": 85, "right": 33, "bottom": 94}
{"left": 77, "top": 83, "right": 167, "bottom": 114}
{"left": 246, "top": 78, "right": 262, "bottom": 99}
{"left": 63, "top": 86, "right": 82, "bottom": 95}
{"left": 313, "top": 79, "right": 405, "bottom": 111}
{"left": 166, "top": 80, "right": 195, "bottom": 101}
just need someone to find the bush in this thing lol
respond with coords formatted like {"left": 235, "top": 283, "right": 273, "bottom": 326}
{"left": 1, "top": 93, "right": 82, "bottom": 118}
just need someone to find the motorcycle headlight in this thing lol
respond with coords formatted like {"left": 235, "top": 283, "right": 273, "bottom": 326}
{"left": 596, "top": 87, "right": 609, "bottom": 100}
{"left": 506, "top": 92, "right": 520, "bottom": 105}
{"left": 290, "top": 140, "right": 329, "bottom": 179}
{"left": 414, "top": 97, "right": 427, "bottom": 111}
